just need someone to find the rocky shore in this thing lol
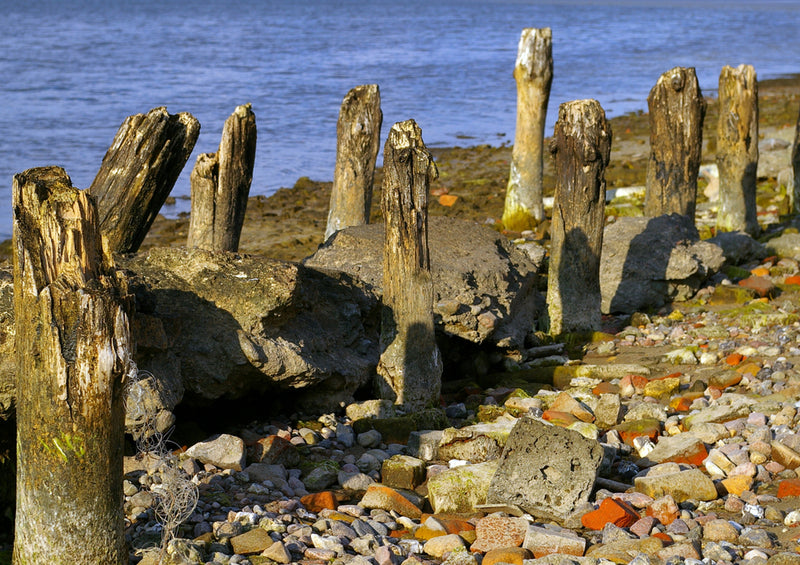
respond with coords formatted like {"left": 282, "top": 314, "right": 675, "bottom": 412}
{"left": 1, "top": 77, "right": 799, "bottom": 565}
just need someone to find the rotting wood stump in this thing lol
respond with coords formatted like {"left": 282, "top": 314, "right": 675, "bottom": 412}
{"left": 188, "top": 103, "right": 257, "bottom": 252}
{"left": 89, "top": 106, "right": 200, "bottom": 254}
{"left": 13, "top": 167, "right": 132, "bottom": 564}
{"left": 716, "top": 64, "right": 759, "bottom": 236}
{"left": 377, "top": 120, "right": 442, "bottom": 410}
{"left": 547, "top": 100, "right": 611, "bottom": 335}
{"left": 644, "top": 66, "right": 706, "bottom": 219}
{"left": 792, "top": 104, "right": 800, "bottom": 214}
{"left": 325, "top": 85, "right": 382, "bottom": 242}
{"left": 502, "top": 28, "right": 553, "bottom": 231}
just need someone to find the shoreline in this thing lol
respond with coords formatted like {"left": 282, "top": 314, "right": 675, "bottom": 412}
{"left": 0, "top": 75, "right": 798, "bottom": 265}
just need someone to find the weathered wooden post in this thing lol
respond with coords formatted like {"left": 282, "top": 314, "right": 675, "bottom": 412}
{"left": 377, "top": 120, "right": 442, "bottom": 410}
{"left": 188, "top": 103, "right": 257, "bottom": 252}
{"left": 716, "top": 64, "right": 759, "bottom": 235}
{"left": 324, "top": 85, "right": 383, "bottom": 241}
{"left": 502, "top": 27, "right": 553, "bottom": 231}
{"left": 644, "top": 67, "right": 706, "bottom": 219}
{"left": 547, "top": 100, "right": 611, "bottom": 335}
{"left": 13, "top": 167, "right": 132, "bottom": 564}
{"left": 792, "top": 105, "right": 800, "bottom": 214}
{"left": 89, "top": 106, "right": 200, "bottom": 254}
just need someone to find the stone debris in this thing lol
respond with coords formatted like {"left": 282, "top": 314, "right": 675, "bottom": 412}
{"left": 104, "top": 235, "right": 800, "bottom": 564}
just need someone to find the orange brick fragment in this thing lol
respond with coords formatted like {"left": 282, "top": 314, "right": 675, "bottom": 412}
{"left": 300, "top": 491, "right": 337, "bottom": 512}
{"left": 581, "top": 497, "right": 639, "bottom": 530}
{"left": 785, "top": 275, "right": 800, "bottom": 286}
{"left": 652, "top": 531, "right": 674, "bottom": 544}
{"left": 777, "top": 478, "right": 800, "bottom": 499}
{"left": 751, "top": 266, "right": 770, "bottom": 277}
{"left": 439, "top": 194, "right": 459, "bottom": 207}
{"left": 725, "top": 353, "right": 743, "bottom": 366}
{"left": 541, "top": 410, "right": 580, "bottom": 427}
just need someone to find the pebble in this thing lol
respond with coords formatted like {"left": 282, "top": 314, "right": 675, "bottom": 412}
{"left": 119, "top": 260, "right": 800, "bottom": 565}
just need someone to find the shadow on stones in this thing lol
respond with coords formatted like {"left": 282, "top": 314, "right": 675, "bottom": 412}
{"left": 555, "top": 227, "right": 601, "bottom": 334}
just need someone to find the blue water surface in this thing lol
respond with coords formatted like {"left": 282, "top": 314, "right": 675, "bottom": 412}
{"left": 0, "top": 0, "right": 798, "bottom": 240}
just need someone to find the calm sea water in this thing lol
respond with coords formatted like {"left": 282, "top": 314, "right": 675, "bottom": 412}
{"left": 1, "top": 0, "right": 799, "bottom": 241}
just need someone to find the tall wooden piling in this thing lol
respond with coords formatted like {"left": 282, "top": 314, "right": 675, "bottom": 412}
{"left": 377, "top": 120, "right": 442, "bottom": 410}
{"left": 502, "top": 28, "right": 553, "bottom": 231}
{"left": 792, "top": 105, "right": 800, "bottom": 214}
{"left": 716, "top": 64, "right": 759, "bottom": 235}
{"left": 324, "top": 85, "right": 382, "bottom": 241}
{"left": 188, "top": 103, "right": 258, "bottom": 252}
{"left": 13, "top": 167, "right": 132, "bottom": 564}
{"left": 644, "top": 67, "right": 706, "bottom": 219}
{"left": 547, "top": 100, "right": 611, "bottom": 335}
{"left": 89, "top": 106, "right": 200, "bottom": 254}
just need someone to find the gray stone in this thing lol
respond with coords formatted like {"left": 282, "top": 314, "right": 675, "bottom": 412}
{"left": 486, "top": 416, "right": 604, "bottom": 524}
{"left": 304, "top": 464, "right": 340, "bottom": 491}
{"left": 708, "top": 231, "right": 768, "bottom": 265}
{"left": 600, "top": 214, "right": 724, "bottom": 314}
{"left": 437, "top": 420, "right": 516, "bottom": 463}
{"left": 346, "top": 399, "right": 397, "bottom": 422}
{"left": 185, "top": 433, "right": 246, "bottom": 471}
{"left": 766, "top": 232, "right": 800, "bottom": 260}
{"left": 426, "top": 461, "right": 498, "bottom": 514}
{"left": 305, "top": 216, "right": 542, "bottom": 348}
{"left": 407, "top": 430, "right": 443, "bottom": 461}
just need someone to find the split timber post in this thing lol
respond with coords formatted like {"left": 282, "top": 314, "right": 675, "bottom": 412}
{"left": 89, "top": 106, "right": 200, "bottom": 254}
{"left": 644, "top": 67, "right": 706, "bottom": 219}
{"left": 377, "top": 120, "right": 442, "bottom": 410}
{"left": 792, "top": 104, "right": 800, "bottom": 213}
{"left": 502, "top": 27, "right": 553, "bottom": 231}
{"left": 13, "top": 167, "right": 132, "bottom": 564}
{"left": 716, "top": 64, "right": 759, "bottom": 235}
{"left": 188, "top": 103, "right": 258, "bottom": 252}
{"left": 546, "top": 100, "right": 611, "bottom": 335}
{"left": 324, "top": 85, "right": 383, "bottom": 241}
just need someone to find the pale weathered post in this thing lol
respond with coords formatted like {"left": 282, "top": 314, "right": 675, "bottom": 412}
{"left": 377, "top": 120, "right": 442, "bottom": 410}
{"left": 13, "top": 167, "right": 132, "bottom": 564}
{"left": 716, "top": 64, "right": 759, "bottom": 235}
{"left": 502, "top": 27, "right": 553, "bottom": 231}
{"left": 644, "top": 67, "right": 706, "bottom": 219}
{"left": 792, "top": 105, "right": 800, "bottom": 214}
{"left": 188, "top": 103, "right": 257, "bottom": 252}
{"left": 324, "top": 85, "right": 383, "bottom": 241}
{"left": 547, "top": 100, "right": 611, "bottom": 335}
{"left": 89, "top": 106, "right": 200, "bottom": 254}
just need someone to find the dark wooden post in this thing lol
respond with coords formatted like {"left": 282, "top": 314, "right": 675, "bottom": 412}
{"left": 547, "top": 100, "right": 611, "bottom": 335}
{"left": 324, "top": 85, "right": 383, "bottom": 241}
{"left": 792, "top": 104, "right": 800, "bottom": 214}
{"left": 644, "top": 67, "right": 706, "bottom": 219}
{"left": 188, "top": 103, "right": 257, "bottom": 252}
{"left": 89, "top": 106, "right": 200, "bottom": 254}
{"left": 502, "top": 28, "right": 553, "bottom": 231}
{"left": 377, "top": 120, "right": 442, "bottom": 410}
{"left": 716, "top": 64, "right": 759, "bottom": 235}
{"left": 13, "top": 167, "right": 132, "bottom": 564}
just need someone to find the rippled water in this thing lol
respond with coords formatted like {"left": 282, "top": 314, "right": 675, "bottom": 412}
{"left": 0, "top": 0, "right": 798, "bottom": 240}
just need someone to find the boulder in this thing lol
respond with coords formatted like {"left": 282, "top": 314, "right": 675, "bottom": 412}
{"left": 486, "top": 416, "right": 604, "bottom": 524}
{"left": 304, "top": 216, "right": 542, "bottom": 348}
{"left": 0, "top": 247, "right": 381, "bottom": 420}
{"left": 766, "top": 232, "right": 800, "bottom": 260}
{"left": 708, "top": 231, "right": 767, "bottom": 265}
{"left": 600, "top": 214, "right": 725, "bottom": 314}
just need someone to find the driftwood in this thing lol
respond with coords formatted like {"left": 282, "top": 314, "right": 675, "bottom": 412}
{"left": 325, "top": 85, "right": 382, "bottom": 241}
{"left": 547, "top": 100, "right": 611, "bottom": 335}
{"left": 502, "top": 28, "right": 553, "bottom": 231}
{"left": 89, "top": 106, "right": 200, "bottom": 254}
{"left": 716, "top": 64, "right": 759, "bottom": 235}
{"left": 13, "top": 167, "right": 132, "bottom": 564}
{"left": 377, "top": 120, "right": 442, "bottom": 409}
{"left": 644, "top": 67, "right": 706, "bottom": 219}
{"left": 188, "top": 103, "right": 257, "bottom": 252}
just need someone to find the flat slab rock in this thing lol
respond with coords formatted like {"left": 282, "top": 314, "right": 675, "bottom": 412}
{"left": 305, "top": 216, "right": 541, "bottom": 348}
{"left": 486, "top": 416, "right": 604, "bottom": 524}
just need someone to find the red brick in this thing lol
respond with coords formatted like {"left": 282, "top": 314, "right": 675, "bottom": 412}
{"left": 777, "top": 478, "right": 800, "bottom": 499}
{"left": 300, "top": 491, "right": 337, "bottom": 513}
{"left": 738, "top": 276, "right": 774, "bottom": 298}
{"left": 613, "top": 419, "right": 662, "bottom": 448}
{"left": 581, "top": 497, "right": 640, "bottom": 530}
